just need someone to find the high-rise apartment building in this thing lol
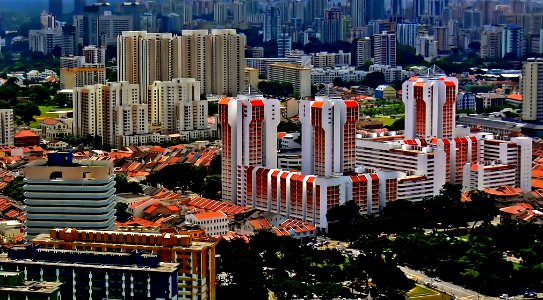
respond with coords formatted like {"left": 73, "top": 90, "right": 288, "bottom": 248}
{"left": 40, "top": 12, "right": 56, "bottom": 30}
{"left": 179, "top": 30, "right": 212, "bottom": 94}
{"left": 402, "top": 68, "right": 458, "bottom": 139}
{"left": 356, "top": 37, "right": 372, "bottom": 67}
{"left": 218, "top": 89, "right": 281, "bottom": 203}
{"left": 365, "top": 0, "right": 385, "bottom": 23}
{"left": 351, "top": 0, "right": 366, "bottom": 27}
{"left": 304, "top": 0, "right": 327, "bottom": 26}
{"left": 268, "top": 63, "right": 311, "bottom": 98}
{"left": 117, "top": 32, "right": 181, "bottom": 100}
{"left": 416, "top": 35, "right": 438, "bottom": 61}
{"left": 263, "top": 4, "right": 281, "bottom": 42}
{"left": 82, "top": 45, "right": 106, "bottom": 64}
{"left": 24, "top": 152, "right": 116, "bottom": 236}
{"left": 374, "top": 31, "right": 397, "bottom": 67}
{"left": 148, "top": 78, "right": 209, "bottom": 139}
{"left": 300, "top": 90, "right": 358, "bottom": 176}
{"left": 522, "top": 58, "right": 543, "bottom": 122}
{"left": 502, "top": 24, "right": 525, "bottom": 58}
{"left": 60, "top": 65, "right": 106, "bottom": 89}
{"left": 397, "top": 22, "right": 419, "bottom": 48}
{"left": 119, "top": 30, "right": 246, "bottom": 97}
{"left": 210, "top": 29, "right": 247, "bottom": 96}
{"left": 321, "top": 8, "right": 343, "bottom": 44}
{"left": 463, "top": 8, "right": 482, "bottom": 30}
{"left": 74, "top": 81, "right": 172, "bottom": 147}
{"left": 481, "top": 25, "right": 505, "bottom": 59}
{"left": 480, "top": 0, "right": 498, "bottom": 25}
{"left": 0, "top": 109, "right": 14, "bottom": 146}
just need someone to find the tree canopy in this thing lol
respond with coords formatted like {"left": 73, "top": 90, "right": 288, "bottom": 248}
{"left": 217, "top": 231, "right": 414, "bottom": 299}
{"left": 258, "top": 81, "right": 294, "bottom": 98}
{"left": 3, "top": 176, "right": 24, "bottom": 202}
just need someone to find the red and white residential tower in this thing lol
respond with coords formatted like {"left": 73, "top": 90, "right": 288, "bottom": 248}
{"left": 218, "top": 87, "right": 280, "bottom": 203}
{"left": 402, "top": 66, "right": 458, "bottom": 140}
{"left": 300, "top": 88, "right": 359, "bottom": 176}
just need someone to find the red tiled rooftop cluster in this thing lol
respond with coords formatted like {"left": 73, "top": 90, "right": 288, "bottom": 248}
{"left": 181, "top": 196, "right": 250, "bottom": 217}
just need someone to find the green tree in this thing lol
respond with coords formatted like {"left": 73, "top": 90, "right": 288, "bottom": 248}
{"left": 115, "top": 202, "right": 132, "bottom": 222}
{"left": 362, "top": 72, "right": 386, "bottom": 88}
{"left": 3, "top": 176, "right": 24, "bottom": 202}
{"left": 396, "top": 45, "right": 426, "bottom": 67}
{"left": 14, "top": 102, "right": 40, "bottom": 126}
{"left": 208, "top": 155, "right": 221, "bottom": 175}
{"left": 115, "top": 173, "right": 143, "bottom": 194}
{"left": 277, "top": 120, "right": 301, "bottom": 133}
{"left": 146, "top": 164, "right": 206, "bottom": 192}
{"left": 258, "top": 81, "right": 294, "bottom": 98}
{"left": 388, "top": 116, "right": 405, "bottom": 131}
{"left": 201, "top": 175, "right": 222, "bottom": 200}
{"left": 467, "top": 190, "right": 496, "bottom": 228}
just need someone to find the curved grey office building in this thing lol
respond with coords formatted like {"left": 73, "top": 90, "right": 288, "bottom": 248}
{"left": 24, "top": 152, "right": 116, "bottom": 236}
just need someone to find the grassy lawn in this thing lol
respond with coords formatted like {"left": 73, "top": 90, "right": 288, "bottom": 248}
{"left": 374, "top": 116, "right": 396, "bottom": 126}
{"left": 29, "top": 106, "right": 72, "bottom": 128}
{"left": 408, "top": 285, "right": 438, "bottom": 297}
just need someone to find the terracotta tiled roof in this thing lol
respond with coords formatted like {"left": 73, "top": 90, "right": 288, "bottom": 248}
{"left": 190, "top": 211, "right": 226, "bottom": 221}
{"left": 248, "top": 218, "right": 272, "bottom": 230}
{"left": 15, "top": 130, "right": 39, "bottom": 138}
{"left": 41, "top": 118, "right": 59, "bottom": 125}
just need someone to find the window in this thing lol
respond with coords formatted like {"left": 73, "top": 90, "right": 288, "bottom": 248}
{"left": 50, "top": 171, "right": 63, "bottom": 180}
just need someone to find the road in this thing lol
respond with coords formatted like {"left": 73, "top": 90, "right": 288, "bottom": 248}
{"left": 400, "top": 266, "right": 497, "bottom": 300}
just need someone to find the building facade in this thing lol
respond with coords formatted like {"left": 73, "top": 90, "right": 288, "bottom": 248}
{"left": 402, "top": 70, "right": 458, "bottom": 139}
{"left": 0, "top": 245, "right": 178, "bottom": 299}
{"left": 23, "top": 152, "right": 116, "bottom": 236}
{"left": 522, "top": 58, "right": 543, "bottom": 122}
{"left": 30, "top": 228, "right": 216, "bottom": 300}
{"left": 218, "top": 91, "right": 281, "bottom": 203}
{"left": 374, "top": 31, "right": 397, "bottom": 67}
{"left": 268, "top": 63, "right": 311, "bottom": 98}
{"left": 0, "top": 109, "right": 14, "bottom": 146}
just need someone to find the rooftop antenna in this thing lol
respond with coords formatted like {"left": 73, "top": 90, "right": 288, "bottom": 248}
{"left": 239, "top": 84, "right": 263, "bottom": 96}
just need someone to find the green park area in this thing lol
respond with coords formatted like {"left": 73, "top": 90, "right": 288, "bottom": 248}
{"left": 374, "top": 116, "right": 396, "bottom": 126}
{"left": 30, "top": 105, "right": 72, "bottom": 128}
{"left": 408, "top": 285, "right": 452, "bottom": 300}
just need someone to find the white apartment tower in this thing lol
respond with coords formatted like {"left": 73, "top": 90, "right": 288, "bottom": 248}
{"left": 74, "top": 82, "right": 146, "bottom": 147}
{"left": 148, "top": 78, "right": 208, "bottom": 138}
{"left": 374, "top": 31, "right": 397, "bottom": 67}
{"left": 180, "top": 30, "right": 213, "bottom": 95}
{"left": 522, "top": 58, "right": 543, "bottom": 122}
{"left": 82, "top": 45, "right": 106, "bottom": 64}
{"left": 0, "top": 109, "right": 13, "bottom": 146}
{"left": 117, "top": 31, "right": 181, "bottom": 99}
{"left": 73, "top": 84, "right": 109, "bottom": 143}
{"left": 110, "top": 82, "right": 148, "bottom": 147}
{"left": 218, "top": 88, "right": 281, "bottom": 203}
{"left": 210, "top": 29, "right": 246, "bottom": 96}
{"left": 402, "top": 67, "right": 458, "bottom": 139}
{"left": 119, "top": 30, "right": 246, "bottom": 98}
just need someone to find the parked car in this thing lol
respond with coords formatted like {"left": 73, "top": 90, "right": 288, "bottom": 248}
{"left": 524, "top": 291, "right": 538, "bottom": 298}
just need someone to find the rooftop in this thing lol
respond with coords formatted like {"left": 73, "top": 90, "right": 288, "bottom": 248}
{"left": 0, "top": 279, "right": 62, "bottom": 294}
{"left": 0, "top": 252, "right": 179, "bottom": 273}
